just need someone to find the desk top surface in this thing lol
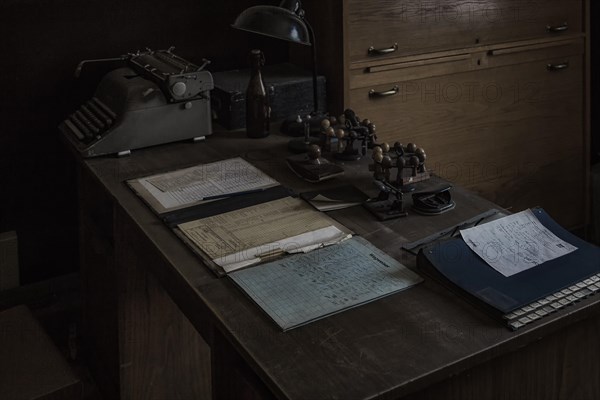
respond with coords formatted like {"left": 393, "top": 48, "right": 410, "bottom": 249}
{"left": 79, "top": 131, "right": 600, "bottom": 400}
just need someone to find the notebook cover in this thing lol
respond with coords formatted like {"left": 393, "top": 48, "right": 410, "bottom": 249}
{"left": 417, "top": 208, "right": 600, "bottom": 314}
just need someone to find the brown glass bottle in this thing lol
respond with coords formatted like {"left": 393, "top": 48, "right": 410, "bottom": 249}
{"left": 245, "top": 49, "right": 270, "bottom": 138}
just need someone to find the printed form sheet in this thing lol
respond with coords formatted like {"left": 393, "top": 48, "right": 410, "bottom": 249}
{"left": 178, "top": 197, "right": 351, "bottom": 272}
{"left": 460, "top": 209, "right": 578, "bottom": 277}
{"left": 229, "top": 236, "right": 423, "bottom": 330}
{"left": 134, "top": 157, "right": 278, "bottom": 211}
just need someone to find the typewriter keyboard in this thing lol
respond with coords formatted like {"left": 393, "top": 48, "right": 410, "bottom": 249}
{"left": 65, "top": 97, "right": 116, "bottom": 143}
{"left": 504, "top": 273, "right": 600, "bottom": 330}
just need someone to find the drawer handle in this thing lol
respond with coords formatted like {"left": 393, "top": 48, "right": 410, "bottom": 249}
{"left": 368, "top": 43, "right": 398, "bottom": 56}
{"left": 547, "top": 62, "right": 569, "bottom": 71}
{"left": 546, "top": 22, "right": 568, "bottom": 33}
{"left": 369, "top": 86, "right": 399, "bottom": 98}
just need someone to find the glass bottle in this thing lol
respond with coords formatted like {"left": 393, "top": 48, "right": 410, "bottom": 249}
{"left": 245, "top": 49, "right": 270, "bottom": 138}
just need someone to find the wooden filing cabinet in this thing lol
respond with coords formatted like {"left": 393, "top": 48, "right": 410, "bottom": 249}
{"left": 300, "top": 0, "right": 590, "bottom": 229}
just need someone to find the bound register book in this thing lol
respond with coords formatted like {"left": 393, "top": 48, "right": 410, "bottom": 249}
{"left": 127, "top": 157, "right": 423, "bottom": 330}
{"left": 417, "top": 208, "right": 600, "bottom": 330}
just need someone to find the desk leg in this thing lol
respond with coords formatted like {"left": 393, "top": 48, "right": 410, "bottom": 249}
{"left": 115, "top": 206, "right": 212, "bottom": 400}
{"left": 79, "top": 168, "right": 120, "bottom": 399}
{"left": 79, "top": 169, "right": 212, "bottom": 400}
{"left": 211, "top": 329, "right": 276, "bottom": 400}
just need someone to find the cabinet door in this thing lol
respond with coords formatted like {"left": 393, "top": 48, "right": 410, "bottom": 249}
{"left": 349, "top": 50, "right": 585, "bottom": 228}
{"left": 347, "top": 0, "right": 582, "bottom": 63}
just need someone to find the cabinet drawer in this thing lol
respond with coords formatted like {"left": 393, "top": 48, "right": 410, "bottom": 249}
{"left": 350, "top": 51, "right": 475, "bottom": 90}
{"left": 349, "top": 54, "right": 585, "bottom": 227}
{"left": 350, "top": 38, "right": 583, "bottom": 90}
{"left": 347, "top": 0, "right": 583, "bottom": 64}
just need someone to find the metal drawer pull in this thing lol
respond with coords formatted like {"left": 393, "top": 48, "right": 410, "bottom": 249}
{"left": 368, "top": 43, "right": 398, "bottom": 56}
{"left": 546, "top": 22, "right": 568, "bottom": 33}
{"left": 547, "top": 62, "right": 569, "bottom": 71}
{"left": 369, "top": 86, "right": 399, "bottom": 98}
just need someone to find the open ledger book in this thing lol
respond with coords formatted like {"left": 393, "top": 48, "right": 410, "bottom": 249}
{"left": 127, "top": 158, "right": 422, "bottom": 330}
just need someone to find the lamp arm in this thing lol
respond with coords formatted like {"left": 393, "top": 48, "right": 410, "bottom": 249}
{"left": 304, "top": 18, "right": 319, "bottom": 114}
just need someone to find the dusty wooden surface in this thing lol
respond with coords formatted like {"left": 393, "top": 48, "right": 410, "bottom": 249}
{"left": 77, "top": 130, "right": 600, "bottom": 399}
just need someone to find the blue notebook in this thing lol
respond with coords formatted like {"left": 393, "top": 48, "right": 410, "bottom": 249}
{"left": 417, "top": 208, "right": 600, "bottom": 329}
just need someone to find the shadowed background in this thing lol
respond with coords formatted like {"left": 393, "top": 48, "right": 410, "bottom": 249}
{"left": 0, "top": 0, "right": 597, "bottom": 284}
{"left": 0, "top": 0, "right": 287, "bottom": 284}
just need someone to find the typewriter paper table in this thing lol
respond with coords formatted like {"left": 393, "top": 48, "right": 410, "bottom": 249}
{"left": 71, "top": 131, "right": 600, "bottom": 400}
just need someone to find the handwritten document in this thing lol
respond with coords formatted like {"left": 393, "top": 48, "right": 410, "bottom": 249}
{"left": 133, "top": 158, "right": 278, "bottom": 212}
{"left": 229, "top": 236, "right": 423, "bottom": 330}
{"left": 460, "top": 209, "right": 577, "bottom": 277}
{"left": 178, "top": 197, "right": 352, "bottom": 272}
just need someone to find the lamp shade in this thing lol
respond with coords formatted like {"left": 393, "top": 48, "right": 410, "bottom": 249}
{"left": 232, "top": 4, "right": 311, "bottom": 45}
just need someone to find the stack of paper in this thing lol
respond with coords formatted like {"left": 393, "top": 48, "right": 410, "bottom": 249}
{"left": 300, "top": 185, "right": 369, "bottom": 212}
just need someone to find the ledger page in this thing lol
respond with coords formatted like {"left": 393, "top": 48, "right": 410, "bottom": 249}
{"left": 130, "top": 157, "right": 279, "bottom": 212}
{"left": 177, "top": 197, "right": 351, "bottom": 271}
{"left": 229, "top": 236, "right": 423, "bottom": 330}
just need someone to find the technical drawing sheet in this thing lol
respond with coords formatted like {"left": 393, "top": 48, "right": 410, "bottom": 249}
{"left": 460, "top": 209, "right": 578, "bottom": 277}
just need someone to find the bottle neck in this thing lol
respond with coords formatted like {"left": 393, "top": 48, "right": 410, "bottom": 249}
{"left": 249, "top": 50, "right": 264, "bottom": 74}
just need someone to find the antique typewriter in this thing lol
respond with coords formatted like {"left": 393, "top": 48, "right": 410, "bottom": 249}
{"left": 60, "top": 47, "right": 213, "bottom": 157}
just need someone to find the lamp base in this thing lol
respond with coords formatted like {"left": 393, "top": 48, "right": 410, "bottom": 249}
{"left": 280, "top": 112, "right": 329, "bottom": 136}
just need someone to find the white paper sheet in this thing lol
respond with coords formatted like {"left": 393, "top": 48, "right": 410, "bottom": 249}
{"left": 460, "top": 209, "right": 577, "bottom": 277}
{"left": 177, "top": 197, "right": 353, "bottom": 272}
{"left": 214, "top": 226, "right": 352, "bottom": 273}
{"left": 136, "top": 157, "right": 278, "bottom": 210}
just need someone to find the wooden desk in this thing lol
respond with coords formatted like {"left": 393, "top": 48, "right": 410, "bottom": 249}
{"left": 73, "top": 132, "right": 600, "bottom": 400}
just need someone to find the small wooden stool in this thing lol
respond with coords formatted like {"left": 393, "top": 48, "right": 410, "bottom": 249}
{"left": 0, "top": 305, "right": 82, "bottom": 400}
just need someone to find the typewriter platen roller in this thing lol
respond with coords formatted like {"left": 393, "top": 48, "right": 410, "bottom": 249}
{"left": 60, "top": 48, "right": 214, "bottom": 157}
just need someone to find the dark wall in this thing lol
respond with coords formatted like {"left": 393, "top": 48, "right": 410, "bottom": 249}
{"left": 0, "top": 0, "right": 287, "bottom": 284}
{"left": 1, "top": 0, "right": 595, "bottom": 284}
{"left": 591, "top": 1, "right": 599, "bottom": 164}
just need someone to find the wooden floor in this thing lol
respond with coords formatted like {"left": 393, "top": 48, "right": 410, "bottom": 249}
{"left": 38, "top": 285, "right": 105, "bottom": 400}
{"left": 0, "top": 273, "right": 103, "bottom": 400}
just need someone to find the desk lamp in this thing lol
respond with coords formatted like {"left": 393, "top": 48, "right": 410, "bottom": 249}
{"left": 232, "top": 0, "right": 326, "bottom": 139}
